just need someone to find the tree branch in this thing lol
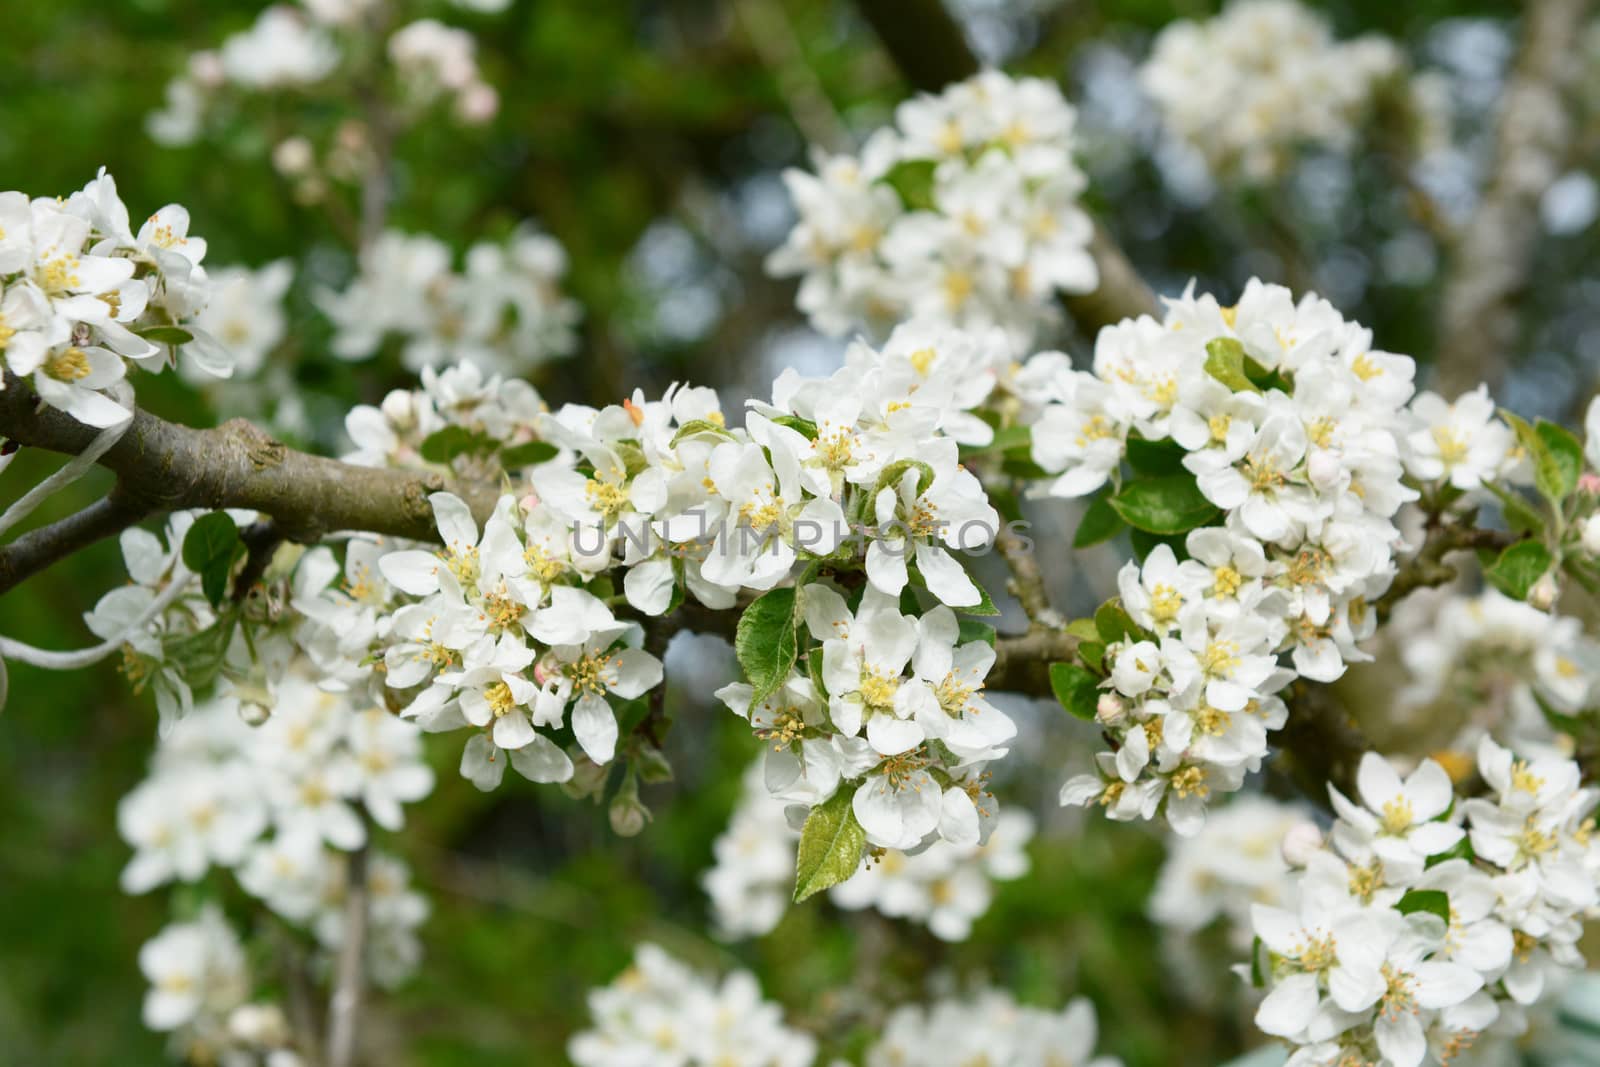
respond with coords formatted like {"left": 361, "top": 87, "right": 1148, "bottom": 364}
{"left": 0, "top": 375, "right": 491, "bottom": 571}
{"left": 851, "top": 0, "right": 1160, "bottom": 333}
{"left": 325, "top": 839, "right": 370, "bottom": 1067}
{"left": 0, "top": 490, "right": 151, "bottom": 595}
{"left": 1433, "top": 0, "right": 1591, "bottom": 396}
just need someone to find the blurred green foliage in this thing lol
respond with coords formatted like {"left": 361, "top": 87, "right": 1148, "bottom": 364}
{"left": 1, "top": 0, "right": 1595, "bottom": 1064}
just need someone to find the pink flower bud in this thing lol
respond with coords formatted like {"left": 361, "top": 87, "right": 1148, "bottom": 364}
{"left": 1095, "top": 693, "right": 1125, "bottom": 726}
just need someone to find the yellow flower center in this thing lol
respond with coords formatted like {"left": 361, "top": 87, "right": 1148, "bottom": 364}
{"left": 44, "top": 347, "right": 92, "bottom": 382}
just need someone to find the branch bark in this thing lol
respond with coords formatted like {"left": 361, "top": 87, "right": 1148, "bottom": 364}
{"left": 0, "top": 490, "right": 151, "bottom": 594}
{"left": 1433, "top": 0, "right": 1591, "bottom": 397}
{"left": 851, "top": 0, "right": 1160, "bottom": 332}
{"left": 0, "top": 375, "right": 491, "bottom": 590}
{"left": 325, "top": 839, "right": 370, "bottom": 1067}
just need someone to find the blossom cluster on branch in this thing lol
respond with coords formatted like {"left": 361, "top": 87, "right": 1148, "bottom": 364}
{"left": 1249, "top": 742, "right": 1600, "bottom": 1067}
{"left": 768, "top": 70, "right": 1098, "bottom": 350}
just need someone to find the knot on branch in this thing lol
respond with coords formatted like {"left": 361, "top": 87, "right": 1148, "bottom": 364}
{"left": 221, "top": 418, "right": 288, "bottom": 471}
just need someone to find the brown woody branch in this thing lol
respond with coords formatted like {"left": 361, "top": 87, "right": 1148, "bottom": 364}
{"left": 0, "top": 374, "right": 494, "bottom": 596}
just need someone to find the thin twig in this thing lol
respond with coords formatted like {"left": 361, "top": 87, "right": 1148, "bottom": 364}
{"left": 735, "top": 0, "right": 850, "bottom": 152}
{"left": 325, "top": 838, "right": 370, "bottom": 1067}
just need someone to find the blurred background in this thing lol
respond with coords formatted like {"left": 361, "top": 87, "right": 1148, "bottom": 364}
{"left": 2, "top": 1, "right": 1598, "bottom": 1064}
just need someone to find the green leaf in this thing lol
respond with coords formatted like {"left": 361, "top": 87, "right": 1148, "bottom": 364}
{"left": 806, "top": 651, "right": 829, "bottom": 702}
{"left": 1065, "top": 618, "right": 1101, "bottom": 642}
{"left": 1048, "top": 662, "right": 1100, "bottom": 722}
{"left": 670, "top": 418, "right": 736, "bottom": 447}
{"left": 499, "top": 440, "right": 559, "bottom": 468}
{"left": 874, "top": 458, "right": 937, "bottom": 500}
{"left": 1109, "top": 474, "right": 1221, "bottom": 535}
{"left": 957, "top": 619, "right": 996, "bottom": 647}
{"left": 1425, "top": 837, "right": 1474, "bottom": 869}
{"left": 1129, "top": 528, "right": 1188, "bottom": 563}
{"left": 1249, "top": 936, "right": 1266, "bottom": 989}
{"left": 1125, "top": 434, "right": 1189, "bottom": 476}
{"left": 1094, "top": 599, "right": 1144, "bottom": 645}
{"left": 965, "top": 579, "right": 1001, "bottom": 617}
{"left": 771, "top": 415, "right": 819, "bottom": 440}
{"left": 181, "top": 512, "right": 242, "bottom": 608}
{"left": 1535, "top": 420, "right": 1582, "bottom": 502}
{"left": 1485, "top": 540, "right": 1553, "bottom": 601}
{"left": 1073, "top": 492, "right": 1126, "bottom": 548}
{"left": 1077, "top": 640, "right": 1106, "bottom": 673}
{"left": 1396, "top": 888, "right": 1451, "bottom": 926}
{"left": 735, "top": 587, "right": 798, "bottom": 709}
{"left": 793, "top": 785, "right": 866, "bottom": 902}
{"left": 883, "top": 159, "right": 937, "bottom": 211}
{"left": 420, "top": 425, "right": 497, "bottom": 464}
{"left": 1203, "top": 337, "right": 1261, "bottom": 393}
{"left": 136, "top": 325, "right": 196, "bottom": 346}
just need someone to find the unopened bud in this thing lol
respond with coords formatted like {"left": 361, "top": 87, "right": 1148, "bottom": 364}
{"left": 272, "top": 137, "right": 314, "bottom": 178}
{"left": 1580, "top": 472, "right": 1600, "bottom": 495}
{"left": 1280, "top": 821, "right": 1324, "bottom": 868}
{"left": 237, "top": 701, "right": 272, "bottom": 727}
{"left": 379, "top": 389, "right": 416, "bottom": 429}
{"left": 1306, "top": 449, "right": 1342, "bottom": 490}
{"left": 609, "top": 786, "right": 650, "bottom": 837}
{"left": 635, "top": 745, "right": 674, "bottom": 785}
{"left": 1581, "top": 516, "right": 1600, "bottom": 556}
{"left": 1529, "top": 571, "right": 1559, "bottom": 611}
{"left": 1095, "top": 693, "right": 1126, "bottom": 726}
{"left": 228, "top": 1003, "right": 289, "bottom": 1046}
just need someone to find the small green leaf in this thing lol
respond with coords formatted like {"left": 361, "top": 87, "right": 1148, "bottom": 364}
{"left": 1094, "top": 599, "right": 1144, "bottom": 645}
{"left": 670, "top": 418, "right": 736, "bottom": 447}
{"left": 806, "top": 650, "right": 829, "bottom": 702}
{"left": 181, "top": 512, "right": 241, "bottom": 608}
{"left": 1485, "top": 540, "right": 1553, "bottom": 601}
{"left": 882, "top": 159, "right": 937, "bottom": 211}
{"left": 1065, "top": 618, "right": 1101, "bottom": 642}
{"left": 771, "top": 415, "right": 819, "bottom": 440}
{"left": 1077, "top": 640, "right": 1106, "bottom": 673}
{"left": 499, "top": 440, "right": 559, "bottom": 468}
{"left": 1073, "top": 492, "right": 1126, "bottom": 548}
{"left": 1535, "top": 420, "right": 1582, "bottom": 502}
{"left": 964, "top": 579, "right": 1001, "bottom": 617}
{"left": 957, "top": 619, "right": 997, "bottom": 647}
{"left": 1249, "top": 936, "right": 1266, "bottom": 988}
{"left": 1128, "top": 528, "right": 1188, "bottom": 563}
{"left": 138, "top": 325, "right": 196, "bottom": 345}
{"left": 1048, "top": 662, "right": 1100, "bottom": 721}
{"left": 735, "top": 587, "right": 799, "bottom": 709}
{"left": 420, "top": 426, "right": 496, "bottom": 464}
{"left": 1125, "top": 434, "right": 1189, "bottom": 476}
{"left": 1396, "top": 888, "right": 1451, "bottom": 926}
{"left": 1425, "top": 837, "right": 1474, "bottom": 868}
{"left": 874, "top": 458, "right": 937, "bottom": 500}
{"left": 1203, "top": 337, "right": 1261, "bottom": 394}
{"left": 793, "top": 785, "right": 866, "bottom": 902}
{"left": 1109, "top": 474, "right": 1221, "bottom": 535}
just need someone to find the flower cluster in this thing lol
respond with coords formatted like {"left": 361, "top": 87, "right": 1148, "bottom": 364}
{"left": 768, "top": 70, "right": 1097, "bottom": 351}
{"left": 0, "top": 170, "right": 226, "bottom": 427}
{"left": 318, "top": 226, "right": 580, "bottom": 376}
{"left": 190, "top": 260, "right": 293, "bottom": 383}
{"left": 1139, "top": 0, "right": 1416, "bottom": 181}
{"left": 1391, "top": 588, "right": 1600, "bottom": 758}
{"left": 703, "top": 761, "right": 1033, "bottom": 942}
{"left": 118, "top": 687, "right": 432, "bottom": 988}
{"left": 137, "top": 906, "right": 304, "bottom": 1066}
{"left": 572, "top": 944, "right": 1121, "bottom": 1067}
{"left": 149, "top": 2, "right": 498, "bottom": 151}
{"left": 1148, "top": 794, "right": 1308, "bottom": 950}
{"left": 1248, "top": 744, "right": 1600, "bottom": 1067}
{"left": 569, "top": 943, "right": 817, "bottom": 1067}
{"left": 867, "top": 990, "right": 1121, "bottom": 1067}
{"left": 323, "top": 323, "right": 1014, "bottom": 874}
{"left": 1044, "top": 280, "right": 1435, "bottom": 831}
